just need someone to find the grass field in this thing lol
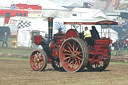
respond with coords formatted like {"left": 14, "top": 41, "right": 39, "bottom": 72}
{"left": 0, "top": 47, "right": 34, "bottom": 55}
{"left": 0, "top": 38, "right": 35, "bottom": 55}
{"left": 0, "top": 56, "right": 29, "bottom": 61}
{"left": 0, "top": 56, "right": 128, "bottom": 65}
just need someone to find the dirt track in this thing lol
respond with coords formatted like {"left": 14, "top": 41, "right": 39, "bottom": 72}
{"left": 0, "top": 59, "right": 128, "bottom": 85}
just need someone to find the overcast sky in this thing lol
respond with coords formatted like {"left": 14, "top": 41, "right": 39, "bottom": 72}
{"left": 0, "top": 0, "right": 104, "bottom": 7}
{"left": 0, "top": 0, "right": 42, "bottom": 6}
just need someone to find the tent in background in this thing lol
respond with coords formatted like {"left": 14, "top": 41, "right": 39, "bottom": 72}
{"left": 69, "top": 8, "right": 109, "bottom": 20}
{"left": 17, "top": 18, "right": 48, "bottom": 47}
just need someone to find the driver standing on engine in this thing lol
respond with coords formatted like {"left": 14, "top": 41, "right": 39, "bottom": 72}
{"left": 84, "top": 27, "right": 94, "bottom": 50}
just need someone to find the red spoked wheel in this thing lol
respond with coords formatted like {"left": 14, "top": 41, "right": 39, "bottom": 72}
{"left": 30, "top": 50, "right": 48, "bottom": 71}
{"left": 51, "top": 58, "right": 64, "bottom": 71}
{"left": 60, "top": 38, "right": 88, "bottom": 72}
{"left": 86, "top": 47, "right": 111, "bottom": 71}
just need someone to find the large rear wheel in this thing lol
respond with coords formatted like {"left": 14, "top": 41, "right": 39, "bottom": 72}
{"left": 86, "top": 47, "right": 111, "bottom": 71}
{"left": 60, "top": 38, "right": 88, "bottom": 72}
{"left": 30, "top": 50, "right": 48, "bottom": 71}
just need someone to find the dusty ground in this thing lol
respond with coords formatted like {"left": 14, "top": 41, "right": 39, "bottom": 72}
{"left": 0, "top": 59, "right": 128, "bottom": 85}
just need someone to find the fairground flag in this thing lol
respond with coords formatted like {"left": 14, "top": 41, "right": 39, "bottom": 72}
{"left": 88, "top": 2, "right": 94, "bottom": 7}
{"left": 11, "top": 4, "right": 17, "bottom": 9}
{"left": 55, "top": 21, "right": 66, "bottom": 32}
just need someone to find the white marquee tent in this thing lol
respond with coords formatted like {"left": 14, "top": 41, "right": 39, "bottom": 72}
{"left": 17, "top": 18, "right": 48, "bottom": 47}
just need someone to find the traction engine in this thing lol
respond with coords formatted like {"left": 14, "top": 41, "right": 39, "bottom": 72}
{"left": 30, "top": 17, "right": 118, "bottom": 72}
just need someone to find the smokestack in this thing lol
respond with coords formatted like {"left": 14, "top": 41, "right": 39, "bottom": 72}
{"left": 47, "top": 17, "right": 54, "bottom": 40}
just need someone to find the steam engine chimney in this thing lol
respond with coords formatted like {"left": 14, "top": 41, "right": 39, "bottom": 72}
{"left": 47, "top": 17, "right": 54, "bottom": 40}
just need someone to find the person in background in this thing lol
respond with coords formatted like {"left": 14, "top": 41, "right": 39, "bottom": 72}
{"left": 118, "top": 39, "right": 124, "bottom": 56}
{"left": 112, "top": 40, "right": 119, "bottom": 56}
{"left": 2, "top": 32, "right": 8, "bottom": 48}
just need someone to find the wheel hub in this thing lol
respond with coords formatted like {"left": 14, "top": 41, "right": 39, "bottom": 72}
{"left": 37, "top": 58, "right": 40, "bottom": 62}
{"left": 71, "top": 53, "right": 75, "bottom": 58}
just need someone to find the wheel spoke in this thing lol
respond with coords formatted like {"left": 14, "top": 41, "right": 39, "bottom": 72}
{"left": 63, "top": 57, "right": 71, "bottom": 60}
{"left": 75, "top": 45, "right": 79, "bottom": 51}
{"left": 76, "top": 56, "right": 82, "bottom": 60}
{"left": 76, "top": 51, "right": 82, "bottom": 55}
{"left": 35, "top": 62, "right": 39, "bottom": 68}
{"left": 64, "top": 53, "right": 71, "bottom": 56}
{"left": 68, "top": 60, "right": 74, "bottom": 67}
{"left": 67, "top": 42, "right": 73, "bottom": 51}
{"left": 34, "top": 60, "right": 38, "bottom": 63}
{"left": 33, "top": 55, "right": 36, "bottom": 58}
{"left": 34, "top": 57, "right": 36, "bottom": 60}
{"left": 39, "top": 57, "right": 44, "bottom": 61}
{"left": 73, "top": 42, "right": 75, "bottom": 51}
{"left": 39, "top": 59, "right": 44, "bottom": 65}
{"left": 67, "top": 46, "right": 72, "bottom": 53}
{"left": 72, "top": 60, "right": 74, "bottom": 69}
{"left": 67, "top": 58, "right": 71, "bottom": 63}
{"left": 78, "top": 60, "right": 81, "bottom": 65}
{"left": 36, "top": 53, "right": 39, "bottom": 58}
{"left": 74, "top": 58, "right": 78, "bottom": 67}
{"left": 39, "top": 53, "right": 42, "bottom": 57}
{"left": 57, "top": 62, "right": 60, "bottom": 67}
{"left": 63, "top": 48, "right": 71, "bottom": 53}
{"left": 78, "top": 54, "right": 83, "bottom": 57}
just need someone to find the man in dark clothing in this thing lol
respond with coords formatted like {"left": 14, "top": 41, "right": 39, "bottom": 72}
{"left": 91, "top": 26, "right": 100, "bottom": 39}
{"left": 57, "top": 27, "right": 64, "bottom": 36}
{"left": 89, "top": 26, "right": 100, "bottom": 50}
{"left": 2, "top": 32, "right": 8, "bottom": 48}
{"left": 112, "top": 40, "right": 119, "bottom": 56}
{"left": 53, "top": 27, "right": 65, "bottom": 43}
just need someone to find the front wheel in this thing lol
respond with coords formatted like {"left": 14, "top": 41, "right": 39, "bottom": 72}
{"left": 30, "top": 50, "right": 48, "bottom": 71}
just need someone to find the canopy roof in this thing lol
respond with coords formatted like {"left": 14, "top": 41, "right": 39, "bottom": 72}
{"left": 64, "top": 20, "right": 118, "bottom": 25}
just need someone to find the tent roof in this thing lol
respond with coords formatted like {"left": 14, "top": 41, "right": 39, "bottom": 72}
{"left": 70, "top": 8, "right": 109, "bottom": 19}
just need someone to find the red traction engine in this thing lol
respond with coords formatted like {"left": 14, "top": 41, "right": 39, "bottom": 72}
{"left": 30, "top": 17, "right": 118, "bottom": 72}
